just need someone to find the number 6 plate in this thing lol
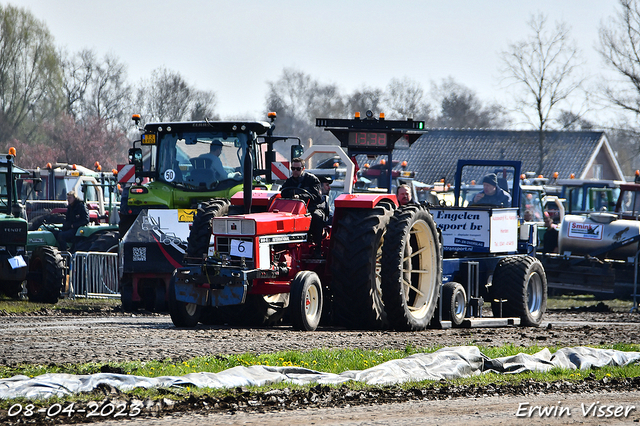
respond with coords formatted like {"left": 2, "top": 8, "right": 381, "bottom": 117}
{"left": 230, "top": 239, "right": 253, "bottom": 258}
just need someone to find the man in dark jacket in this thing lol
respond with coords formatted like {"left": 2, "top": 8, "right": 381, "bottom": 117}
{"left": 470, "top": 173, "right": 512, "bottom": 207}
{"left": 57, "top": 190, "right": 90, "bottom": 250}
{"left": 281, "top": 158, "right": 325, "bottom": 254}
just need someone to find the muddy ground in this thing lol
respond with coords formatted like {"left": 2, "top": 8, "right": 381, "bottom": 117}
{"left": 1, "top": 306, "right": 639, "bottom": 366}
{"left": 1, "top": 304, "right": 640, "bottom": 424}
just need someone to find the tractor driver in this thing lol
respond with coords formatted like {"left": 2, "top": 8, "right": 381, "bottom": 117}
{"left": 198, "top": 140, "right": 240, "bottom": 181}
{"left": 470, "top": 173, "right": 512, "bottom": 207}
{"left": 396, "top": 184, "right": 415, "bottom": 206}
{"left": 281, "top": 158, "right": 325, "bottom": 255}
{"left": 56, "top": 190, "right": 90, "bottom": 251}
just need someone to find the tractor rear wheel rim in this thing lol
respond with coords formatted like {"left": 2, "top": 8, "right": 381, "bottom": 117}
{"left": 453, "top": 289, "right": 466, "bottom": 320}
{"left": 527, "top": 271, "right": 543, "bottom": 316}
{"left": 402, "top": 219, "right": 438, "bottom": 319}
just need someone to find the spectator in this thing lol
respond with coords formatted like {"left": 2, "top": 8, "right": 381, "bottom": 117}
{"left": 318, "top": 175, "right": 333, "bottom": 220}
{"left": 542, "top": 211, "right": 559, "bottom": 254}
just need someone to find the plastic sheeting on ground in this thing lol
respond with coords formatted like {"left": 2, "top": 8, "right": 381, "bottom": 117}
{"left": 2, "top": 346, "right": 639, "bottom": 400}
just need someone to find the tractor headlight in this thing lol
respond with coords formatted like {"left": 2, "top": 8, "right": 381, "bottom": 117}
{"left": 213, "top": 218, "right": 256, "bottom": 236}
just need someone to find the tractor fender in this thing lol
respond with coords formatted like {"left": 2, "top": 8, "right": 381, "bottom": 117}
{"left": 334, "top": 193, "right": 398, "bottom": 210}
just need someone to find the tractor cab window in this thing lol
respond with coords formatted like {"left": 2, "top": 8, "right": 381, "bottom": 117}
{"left": 563, "top": 187, "right": 584, "bottom": 213}
{"left": 520, "top": 188, "right": 544, "bottom": 222}
{"left": 458, "top": 164, "right": 517, "bottom": 208}
{"left": 0, "top": 173, "right": 7, "bottom": 199}
{"left": 587, "top": 188, "right": 618, "bottom": 212}
{"left": 158, "top": 131, "right": 249, "bottom": 189}
{"left": 620, "top": 191, "right": 635, "bottom": 213}
{"left": 619, "top": 190, "right": 640, "bottom": 217}
{"left": 82, "top": 179, "right": 99, "bottom": 203}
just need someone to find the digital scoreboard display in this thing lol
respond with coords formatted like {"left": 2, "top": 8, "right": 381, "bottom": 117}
{"left": 347, "top": 132, "right": 388, "bottom": 148}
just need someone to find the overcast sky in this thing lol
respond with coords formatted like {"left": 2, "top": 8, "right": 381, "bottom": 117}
{"left": 7, "top": 1, "right": 623, "bottom": 122}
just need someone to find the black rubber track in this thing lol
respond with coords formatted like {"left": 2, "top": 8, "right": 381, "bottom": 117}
{"left": 330, "top": 202, "right": 394, "bottom": 329}
{"left": 26, "top": 246, "right": 65, "bottom": 304}
{"left": 490, "top": 256, "right": 547, "bottom": 327}
{"left": 380, "top": 205, "right": 442, "bottom": 331}
{"left": 185, "top": 199, "right": 230, "bottom": 260}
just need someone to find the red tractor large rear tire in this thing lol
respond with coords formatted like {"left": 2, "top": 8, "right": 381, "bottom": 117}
{"left": 381, "top": 205, "right": 441, "bottom": 331}
{"left": 330, "top": 202, "right": 394, "bottom": 329}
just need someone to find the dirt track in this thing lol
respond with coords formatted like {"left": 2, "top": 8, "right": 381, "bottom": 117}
{"left": 1, "top": 308, "right": 639, "bottom": 365}
{"left": 1, "top": 306, "right": 640, "bottom": 425}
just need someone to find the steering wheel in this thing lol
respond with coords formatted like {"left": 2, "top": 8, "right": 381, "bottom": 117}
{"left": 281, "top": 186, "right": 313, "bottom": 201}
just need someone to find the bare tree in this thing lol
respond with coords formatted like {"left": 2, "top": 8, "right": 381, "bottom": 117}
{"left": 86, "top": 54, "right": 131, "bottom": 126}
{"left": 431, "top": 78, "right": 508, "bottom": 129}
{"left": 384, "top": 77, "right": 432, "bottom": 122}
{"left": 136, "top": 67, "right": 217, "bottom": 124}
{"left": 189, "top": 89, "right": 218, "bottom": 121}
{"left": 136, "top": 67, "right": 191, "bottom": 123}
{"left": 0, "top": 4, "right": 61, "bottom": 143}
{"left": 265, "top": 68, "right": 344, "bottom": 145}
{"left": 598, "top": 0, "right": 640, "bottom": 117}
{"left": 60, "top": 48, "right": 95, "bottom": 119}
{"left": 60, "top": 49, "right": 133, "bottom": 132}
{"left": 344, "top": 86, "right": 384, "bottom": 117}
{"left": 557, "top": 110, "right": 594, "bottom": 130}
{"left": 500, "top": 13, "right": 584, "bottom": 173}
{"left": 266, "top": 68, "right": 344, "bottom": 121}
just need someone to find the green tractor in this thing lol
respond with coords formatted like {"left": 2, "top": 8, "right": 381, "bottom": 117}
{"left": 118, "top": 113, "right": 299, "bottom": 311}
{"left": 0, "top": 152, "right": 65, "bottom": 303}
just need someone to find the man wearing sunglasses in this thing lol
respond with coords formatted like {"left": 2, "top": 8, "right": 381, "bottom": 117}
{"left": 281, "top": 157, "right": 325, "bottom": 256}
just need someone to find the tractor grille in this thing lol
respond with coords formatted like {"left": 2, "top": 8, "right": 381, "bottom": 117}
{"left": 215, "top": 236, "right": 255, "bottom": 269}
{"left": 0, "top": 220, "right": 27, "bottom": 246}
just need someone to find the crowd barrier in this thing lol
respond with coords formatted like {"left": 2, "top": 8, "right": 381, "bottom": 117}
{"left": 69, "top": 252, "right": 119, "bottom": 298}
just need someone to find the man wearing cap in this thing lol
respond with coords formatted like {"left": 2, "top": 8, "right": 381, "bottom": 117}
{"left": 281, "top": 158, "right": 325, "bottom": 255}
{"left": 318, "top": 175, "right": 333, "bottom": 220}
{"left": 470, "top": 173, "right": 512, "bottom": 207}
{"left": 199, "top": 140, "right": 238, "bottom": 181}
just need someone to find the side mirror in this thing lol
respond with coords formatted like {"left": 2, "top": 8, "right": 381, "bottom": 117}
{"left": 31, "top": 170, "right": 42, "bottom": 192}
{"left": 291, "top": 144, "right": 304, "bottom": 161}
{"left": 128, "top": 148, "right": 143, "bottom": 173}
{"left": 32, "top": 178, "right": 43, "bottom": 192}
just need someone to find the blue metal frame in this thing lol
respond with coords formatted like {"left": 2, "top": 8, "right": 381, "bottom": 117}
{"left": 453, "top": 159, "right": 522, "bottom": 208}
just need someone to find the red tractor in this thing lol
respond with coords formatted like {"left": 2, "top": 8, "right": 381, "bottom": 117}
{"left": 169, "top": 112, "right": 440, "bottom": 330}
